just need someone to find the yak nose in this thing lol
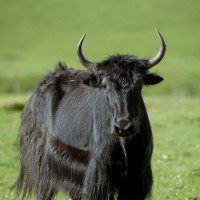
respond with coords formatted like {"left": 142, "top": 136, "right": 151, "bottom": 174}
{"left": 114, "top": 119, "right": 131, "bottom": 131}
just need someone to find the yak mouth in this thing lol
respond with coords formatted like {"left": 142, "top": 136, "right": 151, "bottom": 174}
{"left": 113, "top": 126, "right": 134, "bottom": 137}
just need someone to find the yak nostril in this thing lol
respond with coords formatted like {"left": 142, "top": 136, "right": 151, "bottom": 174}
{"left": 115, "top": 119, "right": 131, "bottom": 131}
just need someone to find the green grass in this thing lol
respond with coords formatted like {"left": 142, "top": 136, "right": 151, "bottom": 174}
{"left": 0, "top": 95, "right": 199, "bottom": 199}
{"left": 147, "top": 96, "right": 200, "bottom": 199}
{"left": 0, "top": 0, "right": 200, "bottom": 95}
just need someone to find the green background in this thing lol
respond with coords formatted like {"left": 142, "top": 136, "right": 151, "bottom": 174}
{"left": 0, "top": 0, "right": 199, "bottom": 95}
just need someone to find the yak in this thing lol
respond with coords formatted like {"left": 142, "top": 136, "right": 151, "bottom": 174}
{"left": 16, "top": 29, "right": 166, "bottom": 200}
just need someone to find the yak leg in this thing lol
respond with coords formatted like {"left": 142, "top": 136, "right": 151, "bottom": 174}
{"left": 117, "top": 165, "right": 153, "bottom": 200}
{"left": 82, "top": 139, "right": 115, "bottom": 200}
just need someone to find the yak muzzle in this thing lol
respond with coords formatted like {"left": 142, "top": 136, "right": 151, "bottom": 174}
{"left": 113, "top": 119, "right": 133, "bottom": 137}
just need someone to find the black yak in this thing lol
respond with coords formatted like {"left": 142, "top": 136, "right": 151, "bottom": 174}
{"left": 16, "top": 29, "right": 166, "bottom": 200}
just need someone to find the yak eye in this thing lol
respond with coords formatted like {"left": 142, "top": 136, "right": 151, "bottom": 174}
{"left": 100, "top": 81, "right": 108, "bottom": 89}
{"left": 136, "top": 64, "right": 147, "bottom": 75}
{"left": 137, "top": 68, "right": 146, "bottom": 75}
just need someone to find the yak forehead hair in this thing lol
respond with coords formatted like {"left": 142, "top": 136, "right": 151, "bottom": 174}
{"left": 95, "top": 54, "right": 148, "bottom": 83}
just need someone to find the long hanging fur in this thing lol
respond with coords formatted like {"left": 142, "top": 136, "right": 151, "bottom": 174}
{"left": 16, "top": 65, "right": 93, "bottom": 199}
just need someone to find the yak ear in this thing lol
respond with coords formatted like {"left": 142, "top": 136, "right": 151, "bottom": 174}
{"left": 143, "top": 74, "right": 164, "bottom": 85}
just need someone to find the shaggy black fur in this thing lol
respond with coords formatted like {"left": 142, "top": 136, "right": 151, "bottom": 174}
{"left": 16, "top": 55, "right": 163, "bottom": 200}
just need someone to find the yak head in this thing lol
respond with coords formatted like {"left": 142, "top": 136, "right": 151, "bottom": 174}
{"left": 76, "top": 29, "right": 166, "bottom": 136}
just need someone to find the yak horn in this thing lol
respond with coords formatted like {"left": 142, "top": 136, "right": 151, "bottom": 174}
{"left": 77, "top": 34, "right": 96, "bottom": 70}
{"left": 148, "top": 28, "right": 166, "bottom": 68}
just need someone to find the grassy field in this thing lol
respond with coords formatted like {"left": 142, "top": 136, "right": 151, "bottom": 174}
{"left": 0, "top": 0, "right": 200, "bottom": 200}
{"left": 0, "top": 0, "right": 200, "bottom": 95}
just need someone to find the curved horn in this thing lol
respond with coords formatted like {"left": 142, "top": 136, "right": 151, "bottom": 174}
{"left": 148, "top": 28, "right": 166, "bottom": 69}
{"left": 77, "top": 34, "right": 96, "bottom": 70}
